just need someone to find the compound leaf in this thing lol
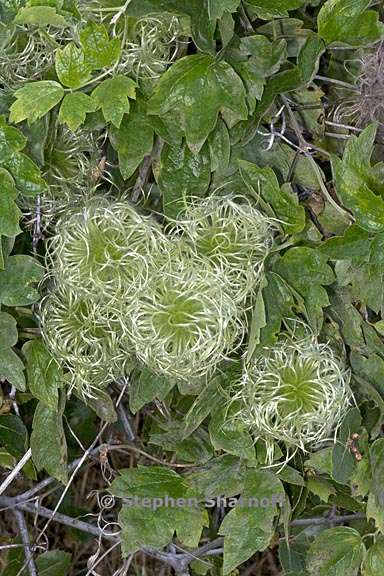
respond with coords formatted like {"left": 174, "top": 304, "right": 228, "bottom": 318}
{"left": 30, "top": 399, "right": 68, "bottom": 484}
{"left": 92, "top": 76, "right": 136, "bottom": 128}
{"left": 109, "top": 103, "right": 154, "bottom": 180}
{"left": 219, "top": 469, "right": 284, "bottom": 574}
{"left": 22, "top": 338, "right": 62, "bottom": 410}
{"left": 55, "top": 42, "right": 91, "bottom": 89}
{"left": 58, "top": 92, "right": 97, "bottom": 131}
{"left": 0, "top": 311, "right": 25, "bottom": 390}
{"left": 80, "top": 22, "right": 121, "bottom": 69}
{"left": 307, "top": 527, "right": 365, "bottom": 576}
{"left": 318, "top": 0, "right": 384, "bottom": 46}
{"left": 148, "top": 54, "right": 248, "bottom": 153}
{"left": 9, "top": 81, "right": 64, "bottom": 125}
{"left": 0, "top": 255, "right": 43, "bottom": 306}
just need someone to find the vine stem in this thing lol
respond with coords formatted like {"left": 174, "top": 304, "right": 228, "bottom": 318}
{"left": 314, "top": 75, "right": 359, "bottom": 91}
{"left": 290, "top": 513, "right": 366, "bottom": 526}
{"left": 280, "top": 95, "right": 354, "bottom": 222}
{"left": 13, "top": 509, "right": 38, "bottom": 576}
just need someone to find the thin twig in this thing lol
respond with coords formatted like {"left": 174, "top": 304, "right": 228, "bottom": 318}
{"left": 280, "top": 95, "right": 354, "bottom": 221}
{"left": 131, "top": 137, "right": 163, "bottom": 203}
{"left": 0, "top": 448, "right": 32, "bottom": 497}
{"left": 14, "top": 509, "right": 38, "bottom": 576}
{"left": 36, "top": 382, "right": 129, "bottom": 543}
{"left": 314, "top": 75, "right": 359, "bottom": 91}
{"left": 290, "top": 512, "right": 366, "bottom": 526}
{"left": 111, "top": 445, "right": 196, "bottom": 468}
{"left": 0, "top": 496, "right": 118, "bottom": 542}
{"left": 116, "top": 404, "right": 136, "bottom": 442}
{"left": 14, "top": 445, "right": 108, "bottom": 503}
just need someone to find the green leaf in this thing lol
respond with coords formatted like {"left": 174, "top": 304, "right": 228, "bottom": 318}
{"left": 158, "top": 140, "right": 211, "bottom": 219}
{"left": 239, "top": 160, "right": 305, "bottom": 234}
{"left": 174, "top": 504, "right": 209, "bottom": 548}
{"left": 349, "top": 263, "right": 383, "bottom": 314}
{"left": 150, "top": 426, "right": 214, "bottom": 464}
{"left": 80, "top": 22, "right": 121, "bottom": 69}
{"left": 297, "top": 32, "right": 325, "bottom": 84}
{"left": 81, "top": 389, "right": 117, "bottom": 423}
{"left": 35, "top": 550, "right": 72, "bottom": 576}
{"left": 370, "top": 438, "right": 384, "bottom": 508}
{"left": 318, "top": 0, "right": 384, "bottom": 46}
{"left": 148, "top": 54, "right": 248, "bottom": 153}
{"left": 15, "top": 6, "right": 67, "bottom": 27}
{"left": 111, "top": 466, "right": 187, "bottom": 499}
{"left": 112, "top": 465, "right": 208, "bottom": 552}
{"left": 129, "top": 366, "right": 175, "bottom": 414}
{"left": 274, "top": 246, "right": 333, "bottom": 287}
{"left": 30, "top": 398, "right": 68, "bottom": 483}
{"left": 118, "top": 505, "right": 175, "bottom": 554}
{"left": 247, "top": 0, "right": 304, "bottom": 19}
{"left": 258, "top": 272, "right": 295, "bottom": 347}
{"left": 0, "top": 414, "right": 28, "bottom": 460}
{"left": 208, "top": 118, "right": 231, "bottom": 174}
{"left": 367, "top": 492, "right": 384, "bottom": 533}
{"left": 307, "top": 527, "right": 365, "bottom": 576}
{"left": 362, "top": 538, "right": 384, "bottom": 576}
{"left": 207, "top": 0, "right": 240, "bottom": 20}
{"left": 183, "top": 378, "right": 222, "bottom": 438}
{"left": 0, "top": 115, "right": 26, "bottom": 161}
{"left": 209, "top": 405, "right": 256, "bottom": 461}
{"left": 22, "top": 339, "right": 61, "bottom": 410}
{"left": 58, "top": 92, "right": 97, "bottom": 131}
{"left": 0, "top": 311, "right": 25, "bottom": 390}
{"left": 4, "top": 152, "right": 48, "bottom": 197}
{"left": 91, "top": 76, "right": 136, "bottom": 128}
{"left": 109, "top": 103, "right": 154, "bottom": 180}
{"left": 332, "top": 125, "right": 384, "bottom": 232}
{"left": 306, "top": 448, "right": 333, "bottom": 476}
{"left": 277, "top": 465, "right": 305, "bottom": 486}
{"left": 0, "top": 169, "right": 21, "bottom": 257}
{"left": 0, "top": 255, "right": 43, "bottom": 306}
{"left": 320, "top": 224, "right": 370, "bottom": 260}
{"left": 331, "top": 444, "right": 356, "bottom": 485}
{"left": 0, "top": 310, "right": 18, "bottom": 348}
{"left": 247, "top": 280, "right": 267, "bottom": 361}
{"left": 219, "top": 469, "right": 284, "bottom": 574}
{"left": 307, "top": 477, "right": 336, "bottom": 502}
{"left": 55, "top": 42, "right": 91, "bottom": 89}
{"left": 9, "top": 81, "right": 65, "bottom": 125}
{"left": 187, "top": 455, "right": 246, "bottom": 498}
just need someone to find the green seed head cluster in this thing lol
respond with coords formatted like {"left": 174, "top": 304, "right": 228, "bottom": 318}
{"left": 129, "top": 258, "right": 242, "bottom": 380}
{"left": 119, "top": 14, "right": 182, "bottom": 80}
{"left": 41, "top": 195, "right": 273, "bottom": 395}
{"left": 48, "top": 199, "right": 164, "bottom": 300}
{"left": 41, "top": 199, "right": 163, "bottom": 396}
{"left": 0, "top": 27, "right": 69, "bottom": 90}
{"left": 231, "top": 334, "right": 352, "bottom": 462}
{"left": 178, "top": 195, "right": 274, "bottom": 304}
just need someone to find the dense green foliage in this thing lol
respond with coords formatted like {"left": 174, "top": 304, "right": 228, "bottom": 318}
{"left": 1, "top": 1, "right": 384, "bottom": 575}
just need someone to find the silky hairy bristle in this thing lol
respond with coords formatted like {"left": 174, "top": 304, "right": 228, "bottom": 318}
{"left": 230, "top": 334, "right": 352, "bottom": 463}
{"left": 128, "top": 257, "right": 245, "bottom": 380}
{"left": 47, "top": 198, "right": 166, "bottom": 302}
{"left": 177, "top": 195, "right": 275, "bottom": 304}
